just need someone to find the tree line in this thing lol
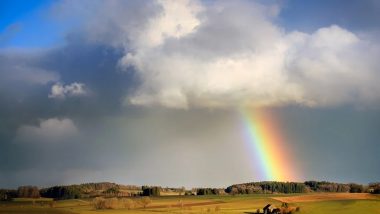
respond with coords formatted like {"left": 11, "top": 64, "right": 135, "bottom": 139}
{"left": 40, "top": 185, "right": 82, "bottom": 199}
{"left": 1, "top": 181, "right": 379, "bottom": 200}
{"left": 225, "top": 181, "right": 306, "bottom": 195}
{"left": 224, "top": 181, "right": 371, "bottom": 195}
{"left": 196, "top": 188, "right": 225, "bottom": 195}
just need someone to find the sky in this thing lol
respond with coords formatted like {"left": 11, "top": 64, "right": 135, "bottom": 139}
{"left": 0, "top": 0, "right": 379, "bottom": 188}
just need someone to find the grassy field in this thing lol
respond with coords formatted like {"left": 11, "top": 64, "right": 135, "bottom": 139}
{"left": 0, "top": 193, "right": 379, "bottom": 214}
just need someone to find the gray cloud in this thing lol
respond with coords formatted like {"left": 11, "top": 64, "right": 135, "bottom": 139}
{"left": 0, "top": 53, "right": 59, "bottom": 86}
{"left": 0, "top": 34, "right": 140, "bottom": 188}
{"left": 15, "top": 118, "right": 78, "bottom": 144}
{"left": 0, "top": 0, "right": 380, "bottom": 189}
{"left": 50, "top": 0, "right": 161, "bottom": 48}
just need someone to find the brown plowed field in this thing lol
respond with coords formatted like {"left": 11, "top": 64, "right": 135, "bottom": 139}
{"left": 145, "top": 200, "right": 224, "bottom": 209}
{"left": 272, "top": 193, "right": 377, "bottom": 203}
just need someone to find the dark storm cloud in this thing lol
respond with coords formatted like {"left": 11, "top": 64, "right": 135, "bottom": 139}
{"left": 0, "top": 1, "right": 152, "bottom": 186}
{"left": 0, "top": 31, "right": 248, "bottom": 188}
{"left": 0, "top": 36, "right": 139, "bottom": 187}
{"left": 0, "top": 36, "right": 137, "bottom": 122}
{"left": 37, "top": 37, "right": 138, "bottom": 118}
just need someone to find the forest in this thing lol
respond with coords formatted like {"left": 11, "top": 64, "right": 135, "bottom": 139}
{"left": 1, "top": 181, "right": 379, "bottom": 201}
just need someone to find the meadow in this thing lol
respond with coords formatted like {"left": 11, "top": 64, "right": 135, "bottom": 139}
{"left": 0, "top": 193, "right": 379, "bottom": 214}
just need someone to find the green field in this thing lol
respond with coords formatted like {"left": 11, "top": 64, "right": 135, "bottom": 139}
{"left": 0, "top": 193, "right": 379, "bottom": 214}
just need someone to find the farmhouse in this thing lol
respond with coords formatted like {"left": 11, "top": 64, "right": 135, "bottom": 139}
{"left": 263, "top": 204, "right": 280, "bottom": 214}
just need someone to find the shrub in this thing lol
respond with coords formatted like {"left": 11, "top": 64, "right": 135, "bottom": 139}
{"left": 49, "top": 201, "right": 56, "bottom": 208}
{"left": 93, "top": 197, "right": 119, "bottom": 209}
{"left": 280, "top": 207, "right": 296, "bottom": 214}
{"left": 138, "top": 196, "right": 152, "bottom": 208}
{"left": 105, "top": 198, "right": 119, "bottom": 209}
{"left": 349, "top": 183, "right": 364, "bottom": 193}
{"left": 121, "top": 198, "right": 134, "bottom": 209}
{"left": 93, "top": 197, "right": 106, "bottom": 209}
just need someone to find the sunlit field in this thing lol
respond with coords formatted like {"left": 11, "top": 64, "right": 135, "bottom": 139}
{"left": 1, "top": 193, "right": 379, "bottom": 214}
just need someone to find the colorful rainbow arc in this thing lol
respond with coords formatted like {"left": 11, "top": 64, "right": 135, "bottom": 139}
{"left": 240, "top": 107, "right": 297, "bottom": 181}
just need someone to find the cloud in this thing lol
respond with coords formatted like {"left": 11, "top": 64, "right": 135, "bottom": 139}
{"left": 10, "top": 65, "right": 59, "bottom": 85}
{"left": 0, "top": 53, "right": 59, "bottom": 85}
{"left": 1, "top": 0, "right": 380, "bottom": 188}
{"left": 284, "top": 26, "right": 380, "bottom": 107}
{"left": 115, "top": 0, "right": 380, "bottom": 108}
{"left": 48, "top": 82, "right": 88, "bottom": 99}
{"left": 16, "top": 118, "right": 78, "bottom": 143}
{"left": 2, "top": 0, "right": 380, "bottom": 109}
{"left": 50, "top": 0, "right": 161, "bottom": 47}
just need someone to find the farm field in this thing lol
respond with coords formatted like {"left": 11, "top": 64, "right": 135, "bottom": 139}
{"left": 0, "top": 193, "right": 379, "bottom": 214}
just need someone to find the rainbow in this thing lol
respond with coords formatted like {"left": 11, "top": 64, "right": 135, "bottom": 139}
{"left": 240, "top": 107, "right": 297, "bottom": 181}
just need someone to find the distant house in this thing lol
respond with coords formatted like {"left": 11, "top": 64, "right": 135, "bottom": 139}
{"left": 263, "top": 204, "right": 280, "bottom": 214}
{"left": 263, "top": 204, "right": 271, "bottom": 214}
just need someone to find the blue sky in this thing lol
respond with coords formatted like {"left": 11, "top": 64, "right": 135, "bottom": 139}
{"left": 0, "top": 0, "right": 379, "bottom": 188}
{"left": 0, "top": 0, "right": 63, "bottom": 48}
{"left": 2, "top": 0, "right": 380, "bottom": 48}
{"left": 279, "top": 0, "right": 380, "bottom": 32}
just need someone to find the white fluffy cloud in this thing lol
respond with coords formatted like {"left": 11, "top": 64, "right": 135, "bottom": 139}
{"left": 119, "top": 0, "right": 380, "bottom": 108}
{"left": 48, "top": 82, "right": 88, "bottom": 99}
{"left": 58, "top": 0, "right": 380, "bottom": 108}
{"left": 16, "top": 118, "right": 78, "bottom": 143}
